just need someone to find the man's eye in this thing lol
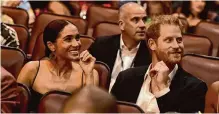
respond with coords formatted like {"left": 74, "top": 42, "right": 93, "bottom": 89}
{"left": 177, "top": 38, "right": 182, "bottom": 43}
{"left": 142, "top": 17, "right": 147, "bottom": 22}
{"left": 132, "top": 18, "right": 138, "bottom": 23}
{"left": 166, "top": 38, "right": 172, "bottom": 43}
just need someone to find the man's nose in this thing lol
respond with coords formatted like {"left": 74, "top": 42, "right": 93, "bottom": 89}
{"left": 139, "top": 20, "right": 146, "bottom": 29}
{"left": 172, "top": 40, "right": 180, "bottom": 48}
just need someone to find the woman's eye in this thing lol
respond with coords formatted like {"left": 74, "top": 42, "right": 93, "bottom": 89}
{"left": 75, "top": 34, "right": 80, "bottom": 41}
{"left": 65, "top": 37, "right": 72, "bottom": 42}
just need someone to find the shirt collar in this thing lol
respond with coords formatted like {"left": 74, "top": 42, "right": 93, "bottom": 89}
{"left": 120, "top": 34, "right": 140, "bottom": 50}
{"left": 144, "top": 64, "right": 178, "bottom": 82}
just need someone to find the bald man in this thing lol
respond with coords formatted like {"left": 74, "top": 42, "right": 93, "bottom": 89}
{"left": 61, "top": 86, "right": 117, "bottom": 113}
{"left": 89, "top": 2, "right": 151, "bottom": 91}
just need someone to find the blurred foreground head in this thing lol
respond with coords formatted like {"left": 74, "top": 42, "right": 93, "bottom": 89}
{"left": 61, "top": 86, "right": 117, "bottom": 113}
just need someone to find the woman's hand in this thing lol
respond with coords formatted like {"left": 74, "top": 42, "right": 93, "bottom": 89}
{"left": 79, "top": 50, "right": 96, "bottom": 76}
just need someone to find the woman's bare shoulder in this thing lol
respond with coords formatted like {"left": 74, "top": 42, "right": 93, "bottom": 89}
{"left": 23, "top": 61, "right": 40, "bottom": 71}
{"left": 17, "top": 61, "right": 40, "bottom": 86}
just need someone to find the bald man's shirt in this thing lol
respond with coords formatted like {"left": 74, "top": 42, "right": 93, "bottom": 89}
{"left": 109, "top": 36, "right": 140, "bottom": 92}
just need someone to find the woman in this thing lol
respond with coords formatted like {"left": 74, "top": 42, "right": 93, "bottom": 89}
{"left": 181, "top": 1, "right": 208, "bottom": 33}
{"left": 17, "top": 20, "right": 99, "bottom": 112}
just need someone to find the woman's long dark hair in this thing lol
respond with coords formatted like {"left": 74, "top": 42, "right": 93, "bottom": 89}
{"left": 181, "top": 1, "right": 208, "bottom": 20}
{"left": 43, "top": 20, "right": 73, "bottom": 57}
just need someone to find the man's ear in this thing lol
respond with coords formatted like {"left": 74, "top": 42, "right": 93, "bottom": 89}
{"left": 118, "top": 19, "right": 125, "bottom": 31}
{"left": 148, "top": 38, "right": 157, "bottom": 51}
{"left": 47, "top": 41, "right": 56, "bottom": 52}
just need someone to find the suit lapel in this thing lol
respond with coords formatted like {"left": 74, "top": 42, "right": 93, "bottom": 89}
{"left": 157, "top": 66, "right": 185, "bottom": 112}
{"left": 134, "top": 40, "right": 151, "bottom": 67}
{"left": 107, "top": 35, "right": 120, "bottom": 72}
{"left": 126, "top": 66, "right": 148, "bottom": 103}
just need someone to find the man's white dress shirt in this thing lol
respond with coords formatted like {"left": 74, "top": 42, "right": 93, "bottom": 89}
{"left": 136, "top": 64, "right": 178, "bottom": 113}
{"left": 109, "top": 36, "right": 140, "bottom": 92}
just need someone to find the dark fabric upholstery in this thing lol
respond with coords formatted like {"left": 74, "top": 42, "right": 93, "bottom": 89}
{"left": 1, "top": 46, "right": 26, "bottom": 79}
{"left": 2, "top": 6, "right": 28, "bottom": 27}
{"left": 93, "top": 22, "right": 120, "bottom": 38}
{"left": 86, "top": 6, "right": 118, "bottom": 36}
{"left": 181, "top": 54, "right": 219, "bottom": 85}
{"left": 195, "top": 21, "right": 219, "bottom": 56}
{"left": 183, "top": 34, "right": 212, "bottom": 56}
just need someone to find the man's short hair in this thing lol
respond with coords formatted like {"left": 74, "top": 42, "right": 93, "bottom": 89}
{"left": 146, "top": 15, "right": 183, "bottom": 40}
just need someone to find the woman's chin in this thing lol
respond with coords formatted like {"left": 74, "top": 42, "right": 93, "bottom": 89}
{"left": 68, "top": 56, "right": 80, "bottom": 61}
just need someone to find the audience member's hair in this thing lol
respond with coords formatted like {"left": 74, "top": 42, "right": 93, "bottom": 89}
{"left": 43, "top": 20, "right": 76, "bottom": 57}
{"left": 146, "top": 1, "right": 172, "bottom": 16}
{"left": 61, "top": 86, "right": 118, "bottom": 113}
{"left": 146, "top": 15, "right": 183, "bottom": 41}
{"left": 181, "top": 1, "right": 208, "bottom": 20}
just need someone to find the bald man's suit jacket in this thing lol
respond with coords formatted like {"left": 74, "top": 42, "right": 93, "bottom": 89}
{"left": 89, "top": 34, "right": 151, "bottom": 88}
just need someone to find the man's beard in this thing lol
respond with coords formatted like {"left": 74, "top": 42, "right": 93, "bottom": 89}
{"left": 156, "top": 50, "right": 183, "bottom": 65}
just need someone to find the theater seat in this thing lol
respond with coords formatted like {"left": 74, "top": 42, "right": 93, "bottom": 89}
{"left": 183, "top": 34, "right": 212, "bottom": 56}
{"left": 1, "top": 46, "right": 26, "bottom": 79}
{"left": 117, "top": 101, "right": 144, "bottom": 113}
{"left": 38, "top": 91, "right": 71, "bottom": 113}
{"left": 93, "top": 22, "right": 121, "bottom": 38}
{"left": 31, "top": 33, "right": 94, "bottom": 61}
{"left": 181, "top": 54, "right": 219, "bottom": 85}
{"left": 86, "top": 6, "right": 118, "bottom": 36}
{"left": 94, "top": 61, "right": 110, "bottom": 90}
{"left": 179, "top": 17, "right": 189, "bottom": 33}
{"left": 7, "top": 24, "right": 30, "bottom": 53}
{"left": 69, "top": 1, "right": 81, "bottom": 16}
{"left": 16, "top": 83, "right": 31, "bottom": 113}
{"left": 195, "top": 21, "right": 219, "bottom": 56}
{"left": 2, "top": 6, "right": 28, "bottom": 27}
{"left": 28, "top": 13, "right": 88, "bottom": 56}
{"left": 205, "top": 81, "right": 219, "bottom": 113}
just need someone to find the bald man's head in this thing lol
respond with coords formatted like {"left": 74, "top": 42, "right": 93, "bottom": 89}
{"left": 118, "top": 2, "right": 147, "bottom": 42}
{"left": 119, "top": 2, "right": 146, "bottom": 19}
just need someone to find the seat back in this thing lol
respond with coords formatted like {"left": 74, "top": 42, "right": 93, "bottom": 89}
{"left": 183, "top": 34, "right": 212, "bottom": 56}
{"left": 31, "top": 33, "right": 94, "bottom": 60}
{"left": 86, "top": 6, "right": 118, "bottom": 36}
{"left": 7, "top": 24, "right": 30, "bottom": 53}
{"left": 93, "top": 22, "right": 121, "bottom": 38}
{"left": 117, "top": 101, "right": 144, "bottom": 113}
{"left": 181, "top": 54, "right": 219, "bottom": 85}
{"left": 179, "top": 17, "right": 189, "bottom": 33}
{"left": 94, "top": 61, "right": 111, "bottom": 90}
{"left": 2, "top": 6, "right": 29, "bottom": 27}
{"left": 205, "top": 81, "right": 219, "bottom": 113}
{"left": 69, "top": 2, "right": 81, "bottom": 16}
{"left": 38, "top": 91, "right": 71, "bottom": 113}
{"left": 16, "top": 83, "right": 31, "bottom": 113}
{"left": 1, "top": 46, "right": 26, "bottom": 79}
{"left": 195, "top": 21, "right": 219, "bottom": 56}
{"left": 28, "top": 13, "right": 88, "bottom": 55}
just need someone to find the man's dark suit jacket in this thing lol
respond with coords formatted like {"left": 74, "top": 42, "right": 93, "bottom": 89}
{"left": 111, "top": 65, "right": 208, "bottom": 113}
{"left": 89, "top": 34, "right": 151, "bottom": 75}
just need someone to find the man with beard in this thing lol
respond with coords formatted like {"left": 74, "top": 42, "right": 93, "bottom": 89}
{"left": 111, "top": 15, "right": 207, "bottom": 113}
{"left": 89, "top": 2, "right": 151, "bottom": 91}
